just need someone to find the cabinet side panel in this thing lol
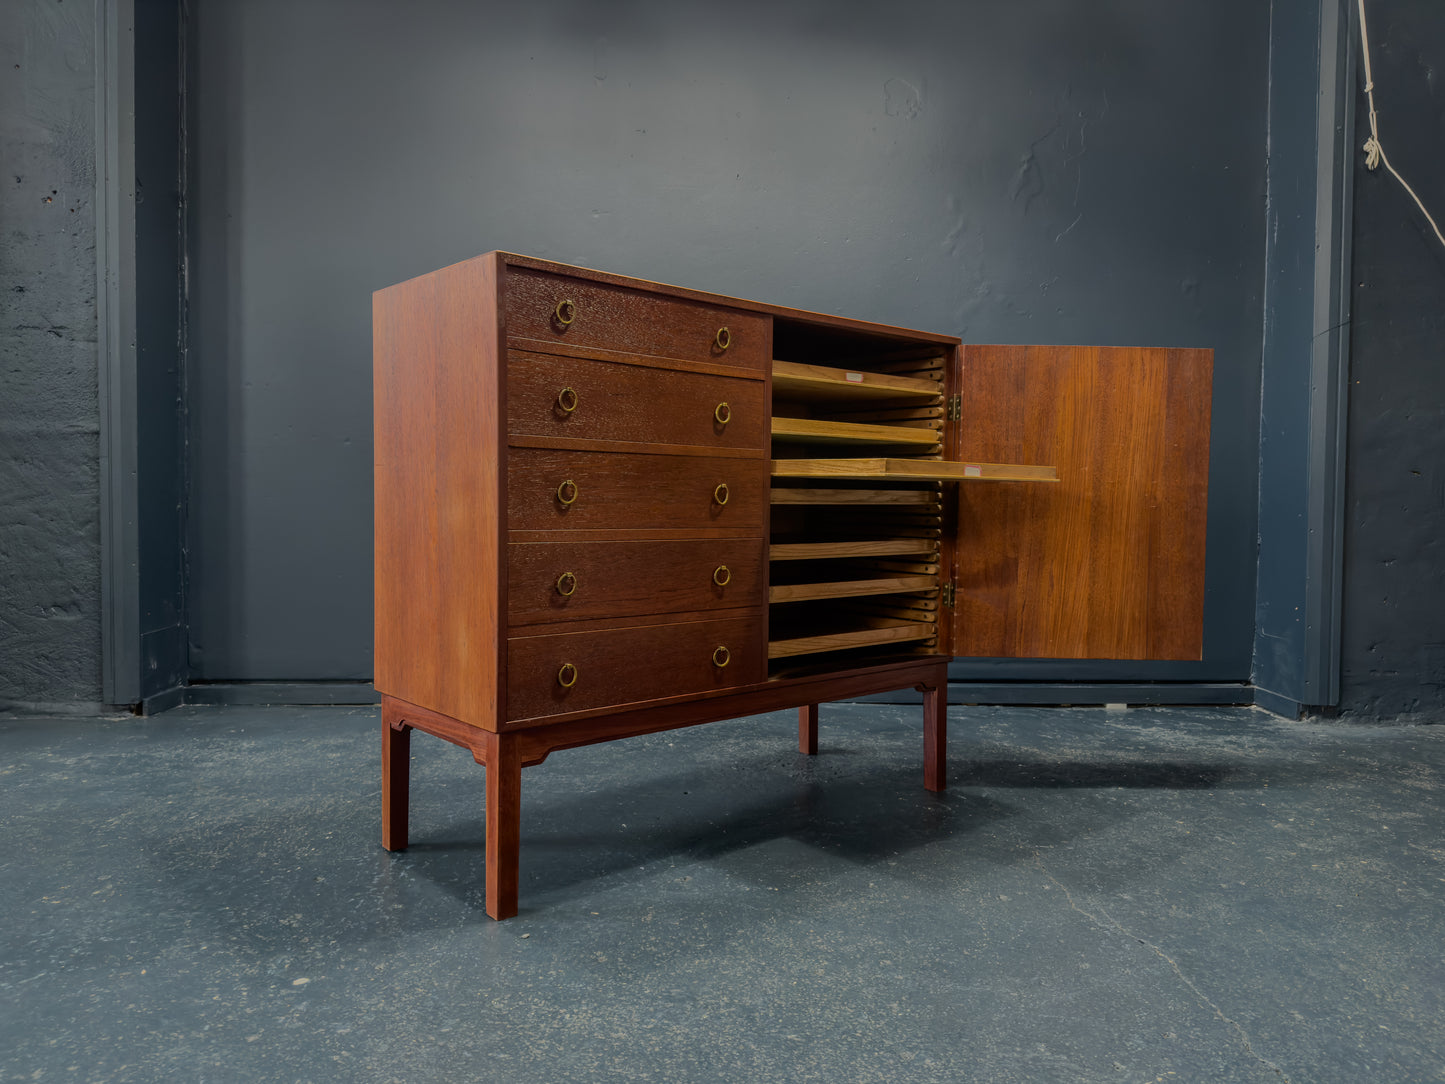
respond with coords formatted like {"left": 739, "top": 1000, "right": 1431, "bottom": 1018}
{"left": 953, "top": 345, "right": 1211, "bottom": 661}
{"left": 374, "top": 278, "right": 440, "bottom": 706}
{"left": 374, "top": 255, "right": 503, "bottom": 724}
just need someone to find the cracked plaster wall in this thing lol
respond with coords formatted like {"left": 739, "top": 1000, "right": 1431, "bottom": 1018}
{"left": 0, "top": 0, "right": 103, "bottom": 710}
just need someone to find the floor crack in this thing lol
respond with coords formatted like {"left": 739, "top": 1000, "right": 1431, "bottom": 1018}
{"left": 1034, "top": 853, "right": 1291, "bottom": 1082}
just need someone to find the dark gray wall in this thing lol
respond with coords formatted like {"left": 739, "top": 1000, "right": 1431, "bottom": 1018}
{"left": 1252, "top": 0, "right": 1353, "bottom": 714}
{"left": 0, "top": 1, "right": 103, "bottom": 711}
{"left": 187, "top": 0, "right": 1270, "bottom": 683}
{"left": 1341, "top": 0, "right": 1445, "bottom": 719}
{"left": 133, "top": 0, "right": 187, "bottom": 697}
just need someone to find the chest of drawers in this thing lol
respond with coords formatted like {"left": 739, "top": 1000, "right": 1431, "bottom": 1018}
{"left": 373, "top": 252, "right": 1212, "bottom": 918}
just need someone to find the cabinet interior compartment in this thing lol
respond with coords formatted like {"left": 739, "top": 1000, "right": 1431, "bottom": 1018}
{"left": 769, "top": 331, "right": 947, "bottom": 460}
{"left": 767, "top": 322, "right": 951, "bottom": 673}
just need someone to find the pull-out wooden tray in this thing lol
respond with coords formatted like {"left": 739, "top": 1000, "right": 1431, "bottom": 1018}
{"left": 767, "top": 620, "right": 937, "bottom": 660}
{"left": 769, "top": 487, "right": 941, "bottom": 506}
{"left": 770, "top": 458, "right": 1059, "bottom": 482}
{"left": 770, "top": 417, "right": 941, "bottom": 447}
{"left": 771, "top": 360, "right": 939, "bottom": 402}
{"left": 769, "top": 539, "right": 939, "bottom": 561}
{"left": 769, "top": 574, "right": 936, "bottom": 604}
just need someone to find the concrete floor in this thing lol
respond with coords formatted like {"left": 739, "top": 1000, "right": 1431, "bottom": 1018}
{"left": 1, "top": 703, "right": 1443, "bottom": 1083}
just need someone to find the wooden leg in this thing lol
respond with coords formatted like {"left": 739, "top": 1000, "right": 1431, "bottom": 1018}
{"left": 799, "top": 703, "right": 819, "bottom": 755}
{"left": 483, "top": 730, "right": 522, "bottom": 920}
{"left": 381, "top": 714, "right": 411, "bottom": 851}
{"left": 923, "top": 667, "right": 947, "bottom": 792}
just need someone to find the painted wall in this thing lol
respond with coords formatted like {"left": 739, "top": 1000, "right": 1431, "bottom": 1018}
{"left": 1341, "top": 0, "right": 1445, "bottom": 719}
{"left": 186, "top": 0, "right": 1270, "bottom": 683}
{"left": 8, "top": 1, "right": 1436, "bottom": 714}
{"left": 1251, "top": 0, "right": 1352, "bottom": 715}
{"left": 0, "top": 1, "right": 103, "bottom": 711}
{"left": 133, "top": 0, "right": 188, "bottom": 698}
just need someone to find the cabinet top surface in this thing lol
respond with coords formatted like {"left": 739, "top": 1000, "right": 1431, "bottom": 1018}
{"left": 379, "top": 250, "right": 964, "bottom": 348}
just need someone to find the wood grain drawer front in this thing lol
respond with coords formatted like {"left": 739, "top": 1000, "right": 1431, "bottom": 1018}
{"left": 505, "top": 268, "right": 768, "bottom": 370}
{"left": 508, "top": 450, "right": 766, "bottom": 533}
{"left": 508, "top": 352, "right": 765, "bottom": 451}
{"left": 508, "top": 539, "right": 764, "bottom": 627}
{"left": 506, "top": 616, "right": 765, "bottom": 721}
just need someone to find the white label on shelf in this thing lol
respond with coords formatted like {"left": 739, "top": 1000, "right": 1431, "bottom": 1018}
{"left": 845, "top": 372, "right": 864, "bottom": 382}
{"left": 963, "top": 464, "right": 983, "bottom": 477}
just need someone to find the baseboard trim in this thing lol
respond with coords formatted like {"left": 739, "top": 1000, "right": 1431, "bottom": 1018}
{"left": 0, "top": 700, "right": 115, "bottom": 717}
{"left": 137, "top": 679, "right": 1271, "bottom": 714}
{"left": 1252, "top": 686, "right": 1304, "bottom": 720}
{"left": 138, "top": 685, "right": 186, "bottom": 716}
{"left": 186, "top": 682, "right": 382, "bottom": 707}
{"left": 137, "top": 682, "right": 381, "bottom": 712}
{"left": 859, "top": 682, "right": 1256, "bottom": 707}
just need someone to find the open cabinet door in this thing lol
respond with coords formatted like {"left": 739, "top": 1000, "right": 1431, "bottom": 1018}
{"left": 951, "top": 345, "right": 1212, "bottom": 660}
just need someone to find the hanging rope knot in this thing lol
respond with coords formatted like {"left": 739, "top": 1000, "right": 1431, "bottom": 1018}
{"left": 1356, "top": 0, "right": 1445, "bottom": 248}
{"left": 1363, "top": 135, "right": 1383, "bottom": 170}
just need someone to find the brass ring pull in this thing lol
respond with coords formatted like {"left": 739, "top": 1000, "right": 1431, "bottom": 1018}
{"left": 557, "top": 662, "right": 578, "bottom": 688}
{"left": 713, "top": 565, "right": 731, "bottom": 587}
{"left": 556, "top": 571, "right": 577, "bottom": 597}
{"left": 556, "top": 479, "right": 579, "bottom": 506}
{"left": 555, "top": 299, "right": 576, "bottom": 326}
{"left": 714, "top": 402, "right": 731, "bottom": 425}
{"left": 713, "top": 483, "right": 729, "bottom": 506}
{"left": 557, "top": 387, "right": 579, "bottom": 414}
{"left": 712, "top": 646, "right": 731, "bottom": 668}
{"left": 715, "top": 326, "right": 731, "bottom": 351}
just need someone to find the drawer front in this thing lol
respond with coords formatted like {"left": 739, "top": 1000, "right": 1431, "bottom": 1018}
{"left": 506, "top": 615, "right": 765, "bottom": 721}
{"left": 508, "top": 351, "right": 765, "bottom": 451}
{"left": 505, "top": 267, "right": 768, "bottom": 371}
{"left": 508, "top": 450, "right": 765, "bottom": 533}
{"left": 508, "top": 539, "right": 765, "bottom": 627}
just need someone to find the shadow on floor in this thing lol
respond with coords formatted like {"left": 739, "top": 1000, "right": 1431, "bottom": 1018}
{"left": 952, "top": 758, "right": 1234, "bottom": 789}
{"left": 137, "top": 732, "right": 1297, "bottom": 938}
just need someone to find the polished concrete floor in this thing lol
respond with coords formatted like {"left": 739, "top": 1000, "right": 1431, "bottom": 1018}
{"left": 1, "top": 702, "right": 1443, "bottom": 1083}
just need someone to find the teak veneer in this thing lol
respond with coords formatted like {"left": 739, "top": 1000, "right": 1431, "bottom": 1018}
{"left": 374, "top": 252, "right": 1212, "bottom": 918}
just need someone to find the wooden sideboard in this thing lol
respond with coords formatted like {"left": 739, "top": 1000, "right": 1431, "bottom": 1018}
{"left": 373, "top": 252, "right": 1212, "bottom": 919}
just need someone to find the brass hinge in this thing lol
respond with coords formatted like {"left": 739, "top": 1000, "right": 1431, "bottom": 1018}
{"left": 941, "top": 582, "right": 955, "bottom": 608}
{"left": 946, "top": 394, "right": 961, "bottom": 421}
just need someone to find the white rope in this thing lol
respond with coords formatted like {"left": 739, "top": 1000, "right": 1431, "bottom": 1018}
{"left": 1357, "top": 0, "right": 1445, "bottom": 250}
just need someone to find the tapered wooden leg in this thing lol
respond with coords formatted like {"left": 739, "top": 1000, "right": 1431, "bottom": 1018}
{"left": 483, "top": 730, "right": 522, "bottom": 920}
{"left": 381, "top": 715, "right": 411, "bottom": 851}
{"left": 923, "top": 668, "right": 947, "bottom": 792}
{"left": 799, "top": 703, "right": 819, "bottom": 755}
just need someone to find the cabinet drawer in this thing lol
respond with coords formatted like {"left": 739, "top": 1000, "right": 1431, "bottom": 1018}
{"left": 505, "top": 267, "right": 768, "bottom": 370}
{"left": 506, "top": 615, "right": 765, "bottom": 721}
{"left": 508, "top": 539, "right": 764, "bottom": 627}
{"left": 508, "top": 450, "right": 765, "bottom": 533}
{"left": 508, "top": 351, "right": 765, "bottom": 451}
